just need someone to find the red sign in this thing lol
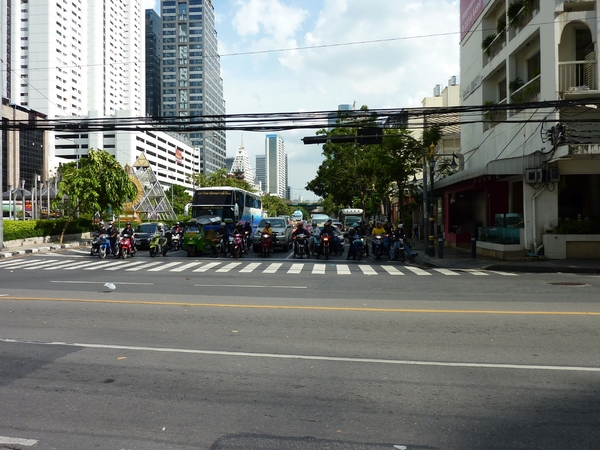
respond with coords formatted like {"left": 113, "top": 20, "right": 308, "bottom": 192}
{"left": 460, "top": 0, "right": 488, "bottom": 41}
{"left": 175, "top": 148, "right": 183, "bottom": 165}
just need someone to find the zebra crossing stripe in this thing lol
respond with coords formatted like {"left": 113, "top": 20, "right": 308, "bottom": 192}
{"left": 359, "top": 265, "right": 377, "bottom": 275}
{"left": 148, "top": 262, "right": 182, "bottom": 271}
{"left": 193, "top": 262, "right": 221, "bottom": 272}
{"left": 216, "top": 262, "right": 242, "bottom": 273}
{"left": 312, "top": 264, "right": 326, "bottom": 274}
{"left": 337, "top": 264, "right": 351, "bottom": 275}
{"left": 125, "top": 262, "right": 162, "bottom": 271}
{"left": 405, "top": 266, "right": 431, "bottom": 276}
{"left": 43, "top": 260, "right": 80, "bottom": 270}
{"left": 490, "top": 270, "right": 518, "bottom": 276}
{"left": 104, "top": 261, "right": 145, "bottom": 271}
{"left": 381, "top": 266, "right": 404, "bottom": 275}
{"left": 170, "top": 262, "right": 203, "bottom": 272}
{"left": 239, "top": 262, "right": 261, "bottom": 273}
{"left": 433, "top": 268, "right": 460, "bottom": 276}
{"left": 288, "top": 263, "right": 304, "bottom": 274}
{"left": 0, "top": 259, "right": 39, "bottom": 268}
{"left": 81, "top": 260, "right": 119, "bottom": 270}
{"left": 263, "top": 263, "right": 282, "bottom": 274}
{"left": 21, "top": 260, "right": 59, "bottom": 270}
{"left": 463, "top": 269, "right": 489, "bottom": 276}
{"left": 1, "top": 259, "right": 42, "bottom": 269}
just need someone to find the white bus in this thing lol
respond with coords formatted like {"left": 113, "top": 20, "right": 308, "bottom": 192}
{"left": 191, "top": 187, "right": 263, "bottom": 229}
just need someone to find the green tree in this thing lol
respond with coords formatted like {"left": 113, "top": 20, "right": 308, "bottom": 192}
{"left": 164, "top": 184, "right": 192, "bottom": 216}
{"left": 55, "top": 149, "right": 136, "bottom": 243}
{"left": 261, "top": 195, "right": 292, "bottom": 217}
{"left": 188, "top": 168, "right": 256, "bottom": 192}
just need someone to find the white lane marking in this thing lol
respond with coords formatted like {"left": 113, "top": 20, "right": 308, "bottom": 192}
{"left": 0, "top": 436, "right": 38, "bottom": 446}
{"left": 381, "top": 266, "right": 404, "bottom": 275}
{"left": 405, "top": 266, "right": 431, "bottom": 276}
{"left": 148, "top": 262, "right": 182, "bottom": 272}
{"left": 287, "top": 263, "right": 304, "bottom": 274}
{"left": 4, "top": 338, "right": 599, "bottom": 373}
{"left": 1, "top": 259, "right": 43, "bottom": 269}
{"left": 80, "top": 261, "right": 120, "bottom": 270}
{"left": 433, "top": 268, "right": 460, "bottom": 276}
{"left": 359, "top": 265, "right": 377, "bottom": 275}
{"left": 312, "top": 264, "right": 326, "bottom": 274}
{"left": 0, "top": 259, "right": 41, "bottom": 267}
{"left": 263, "top": 263, "right": 282, "bottom": 274}
{"left": 336, "top": 264, "right": 351, "bottom": 275}
{"left": 50, "top": 281, "right": 153, "bottom": 285}
{"left": 42, "top": 260, "right": 81, "bottom": 270}
{"left": 125, "top": 262, "right": 162, "bottom": 271}
{"left": 239, "top": 262, "right": 261, "bottom": 273}
{"left": 193, "top": 284, "right": 306, "bottom": 289}
{"left": 193, "top": 262, "right": 221, "bottom": 272}
{"left": 21, "top": 260, "right": 60, "bottom": 270}
{"left": 170, "top": 262, "right": 203, "bottom": 272}
{"left": 216, "top": 262, "right": 242, "bottom": 273}
{"left": 464, "top": 269, "right": 489, "bottom": 276}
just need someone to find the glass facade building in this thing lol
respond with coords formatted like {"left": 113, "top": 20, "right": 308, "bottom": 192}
{"left": 160, "top": 0, "right": 226, "bottom": 175}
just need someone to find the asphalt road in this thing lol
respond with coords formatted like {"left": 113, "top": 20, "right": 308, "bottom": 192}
{"left": 1, "top": 247, "right": 599, "bottom": 449}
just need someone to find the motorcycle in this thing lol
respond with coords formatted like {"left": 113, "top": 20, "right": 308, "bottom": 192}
{"left": 97, "top": 234, "right": 112, "bottom": 259}
{"left": 293, "top": 233, "right": 309, "bottom": 259}
{"left": 243, "top": 231, "right": 252, "bottom": 254}
{"left": 321, "top": 233, "right": 332, "bottom": 260}
{"left": 212, "top": 236, "right": 223, "bottom": 257}
{"left": 260, "top": 232, "right": 272, "bottom": 257}
{"left": 90, "top": 231, "right": 102, "bottom": 256}
{"left": 118, "top": 233, "right": 136, "bottom": 259}
{"left": 149, "top": 232, "right": 168, "bottom": 257}
{"left": 170, "top": 227, "right": 182, "bottom": 251}
{"left": 391, "top": 237, "right": 405, "bottom": 262}
{"left": 372, "top": 234, "right": 385, "bottom": 260}
{"left": 347, "top": 235, "right": 364, "bottom": 260}
{"left": 313, "top": 234, "right": 322, "bottom": 258}
{"left": 231, "top": 232, "right": 244, "bottom": 259}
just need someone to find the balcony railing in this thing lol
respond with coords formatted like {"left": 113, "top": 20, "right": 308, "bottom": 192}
{"left": 559, "top": 59, "right": 597, "bottom": 93}
{"left": 510, "top": 74, "right": 540, "bottom": 104}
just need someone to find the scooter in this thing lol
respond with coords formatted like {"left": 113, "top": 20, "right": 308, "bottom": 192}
{"left": 372, "top": 234, "right": 385, "bottom": 260}
{"left": 260, "top": 233, "right": 272, "bottom": 257}
{"left": 313, "top": 234, "right": 322, "bottom": 258}
{"left": 347, "top": 235, "right": 364, "bottom": 260}
{"left": 90, "top": 231, "right": 102, "bottom": 256}
{"left": 98, "top": 234, "right": 112, "bottom": 259}
{"left": 170, "top": 230, "right": 181, "bottom": 251}
{"left": 293, "top": 233, "right": 309, "bottom": 259}
{"left": 231, "top": 232, "right": 244, "bottom": 259}
{"left": 149, "top": 232, "right": 168, "bottom": 257}
{"left": 118, "top": 233, "right": 136, "bottom": 259}
{"left": 321, "top": 233, "right": 332, "bottom": 260}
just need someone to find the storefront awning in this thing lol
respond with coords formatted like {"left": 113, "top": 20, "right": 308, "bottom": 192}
{"left": 434, "top": 154, "right": 546, "bottom": 189}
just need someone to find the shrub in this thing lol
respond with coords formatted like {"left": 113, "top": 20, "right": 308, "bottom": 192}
{"left": 553, "top": 220, "right": 600, "bottom": 234}
{"left": 3, "top": 218, "right": 95, "bottom": 241}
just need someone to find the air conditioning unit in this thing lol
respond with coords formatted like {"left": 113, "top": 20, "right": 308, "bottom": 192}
{"left": 547, "top": 167, "right": 560, "bottom": 183}
{"left": 525, "top": 168, "right": 542, "bottom": 184}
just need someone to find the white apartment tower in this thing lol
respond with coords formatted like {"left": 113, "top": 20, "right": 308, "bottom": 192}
{"left": 230, "top": 138, "right": 255, "bottom": 188}
{"left": 265, "top": 134, "right": 287, "bottom": 199}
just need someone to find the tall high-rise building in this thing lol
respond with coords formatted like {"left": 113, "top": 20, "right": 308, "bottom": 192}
{"left": 230, "top": 138, "right": 255, "bottom": 187}
{"left": 160, "top": 0, "right": 226, "bottom": 175}
{"left": 145, "top": 9, "right": 162, "bottom": 119}
{"left": 255, "top": 154, "right": 266, "bottom": 193}
{"left": 265, "top": 134, "right": 287, "bottom": 199}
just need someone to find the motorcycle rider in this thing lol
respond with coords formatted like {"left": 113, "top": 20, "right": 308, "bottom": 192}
{"left": 321, "top": 219, "right": 338, "bottom": 255}
{"left": 215, "top": 222, "right": 230, "bottom": 256}
{"left": 106, "top": 221, "right": 119, "bottom": 255}
{"left": 390, "top": 224, "right": 407, "bottom": 261}
{"left": 120, "top": 221, "right": 136, "bottom": 253}
{"left": 371, "top": 221, "right": 387, "bottom": 256}
{"left": 260, "top": 221, "right": 273, "bottom": 253}
{"left": 293, "top": 221, "right": 309, "bottom": 256}
{"left": 308, "top": 220, "right": 321, "bottom": 255}
{"left": 346, "top": 223, "right": 364, "bottom": 260}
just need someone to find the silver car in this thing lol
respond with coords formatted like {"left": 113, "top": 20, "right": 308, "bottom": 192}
{"left": 252, "top": 217, "right": 293, "bottom": 252}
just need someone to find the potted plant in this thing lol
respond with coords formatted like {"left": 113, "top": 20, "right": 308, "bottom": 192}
{"left": 482, "top": 34, "right": 498, "bottom": 57}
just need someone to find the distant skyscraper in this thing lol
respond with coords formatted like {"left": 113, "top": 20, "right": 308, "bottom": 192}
{"left": 328, "top": 104, "right": 353, "bottom": 129}
{"left": 145, "top": 9, "right": 162, "bottom": 118}
{"left": 160, "top": 0, "right": 226, "bottom": 175}
{"left": 265, "top": 134, "right": 287, "bottom": 198}
{"left": 255, "top": 155, "right": 266, "bottom": 193}
{"left": 230, "top": 138, "right": 255, "bottom": 187}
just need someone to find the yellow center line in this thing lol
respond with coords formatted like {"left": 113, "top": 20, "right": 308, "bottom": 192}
{"left": 1, "top": 296, "right": 600, "bottom": 315}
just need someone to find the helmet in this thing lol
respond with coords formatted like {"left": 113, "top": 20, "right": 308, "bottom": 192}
{"left": 298, "top": 221, "right": 304, "bottom": 226}
{"left": 352, "top": 222, "right": 358, "bottom": 228}
{"left": 398, "top": 223, "right": 403, "bottom": 229}
{"left": 126, "top": 221, "right": 131, "bottom": 226}
{"left": 108, "top": 221, "right": 114, "bottom": 225}
{"left": 99, "top": 222, "right": 105, "bottom": 227}
{"left": 312, "top": 221, "right": 317, "bottom": 227}
{"left": 157, "top": 223, "right": 163, "bottom": 229}
{"left": 265, "top": 221, "right": 271, "bottom": 226}
{"left": 326, "top": 219, "right": 332, "bottom": 224}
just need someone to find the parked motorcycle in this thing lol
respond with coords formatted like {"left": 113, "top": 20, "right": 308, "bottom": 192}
{"left": 231, "top": 232, "right": 244, "bottom": 259}
{"left": 293, "top": 233, "right": 309, "bottom": 259}
{"left": 118, "top": 233, "right": 136, "bottom": 259}
{"left": 149, "top": 232, "right": 168, "bottom": 257}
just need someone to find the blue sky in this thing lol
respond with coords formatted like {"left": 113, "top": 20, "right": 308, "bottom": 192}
{"left": 146, "top": 0, "right": 460, "bottom": 201}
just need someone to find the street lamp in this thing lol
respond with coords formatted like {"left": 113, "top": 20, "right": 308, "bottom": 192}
{"left": 428, "top": 143, "right": 436, "bottom": 257}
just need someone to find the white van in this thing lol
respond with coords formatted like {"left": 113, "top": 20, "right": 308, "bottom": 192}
{"left": 311, "top": 213, "right": 330, "bottom": 227}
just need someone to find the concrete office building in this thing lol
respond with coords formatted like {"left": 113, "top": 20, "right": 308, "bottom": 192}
{"left": 145, "top": 9, "right": 162, "bottom": 119}
{"left": 265, "top": 134, "right": 287, "bottom": 199}
{"left": 160, "top": 0, "right": 226, "bottom": 175}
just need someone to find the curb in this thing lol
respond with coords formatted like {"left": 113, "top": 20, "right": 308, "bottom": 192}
{"left": 0, "top": 241, "right": 86, "bottom": 259}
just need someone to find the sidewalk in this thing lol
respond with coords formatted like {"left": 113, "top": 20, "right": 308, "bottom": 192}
{"left": 0, "top": 235, "right": 92, "bottom": 259}
{"left": 410, "top": 239, "right": 600, "bottom": 274}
